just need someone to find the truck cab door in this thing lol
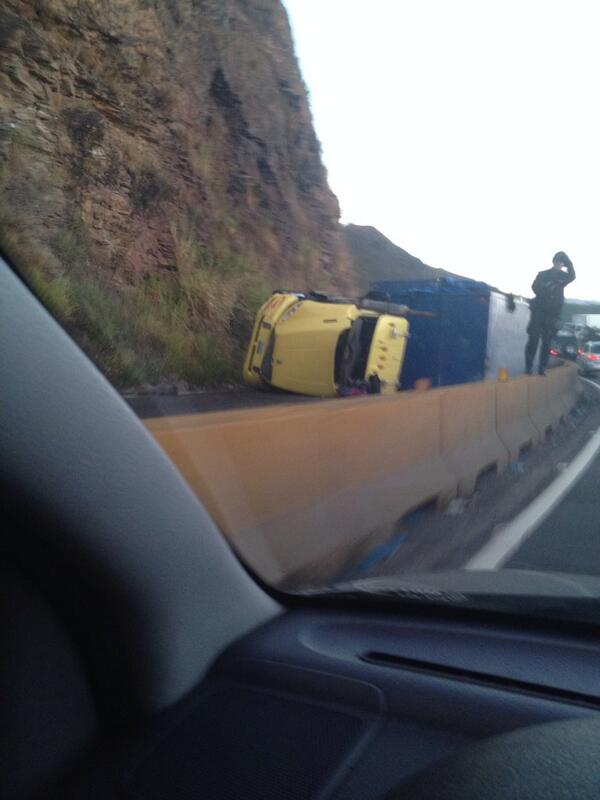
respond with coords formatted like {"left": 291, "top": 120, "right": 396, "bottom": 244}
{"left": 364, "top": 315, "right": 409, "bottom": 393}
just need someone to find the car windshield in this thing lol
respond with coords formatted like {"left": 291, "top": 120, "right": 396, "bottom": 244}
{"left": 3, "top": 0, "right": 600, "bottom": 625}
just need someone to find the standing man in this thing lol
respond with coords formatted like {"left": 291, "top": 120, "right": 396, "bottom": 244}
{"left": 525, "top": 251, "right": 576, "bottom": 375}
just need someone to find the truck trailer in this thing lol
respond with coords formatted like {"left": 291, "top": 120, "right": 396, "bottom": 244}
{"left": 370, "top": 278, "right": 530, "bottom": 389}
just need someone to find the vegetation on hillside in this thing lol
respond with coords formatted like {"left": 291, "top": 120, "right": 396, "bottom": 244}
{"left": 0, "top": 0, "right": 354, "bottom": 389}
{"left": 1, "top": 198, "right": 271, "bottom": 386}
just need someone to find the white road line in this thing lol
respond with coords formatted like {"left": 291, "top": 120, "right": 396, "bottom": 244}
{"left": 465, "top": 378, "right": 600, "bottom": 570}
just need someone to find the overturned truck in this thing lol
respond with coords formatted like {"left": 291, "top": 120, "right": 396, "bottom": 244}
{"left": 243, "top": 291, "right": 413, "bottom": 397}
{"left": 244, "top": 280, "right": 529, "bottom": 398}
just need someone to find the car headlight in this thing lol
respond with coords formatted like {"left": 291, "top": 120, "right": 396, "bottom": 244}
{"left": 280, "top": 302, "right": 302, "bottom": 323}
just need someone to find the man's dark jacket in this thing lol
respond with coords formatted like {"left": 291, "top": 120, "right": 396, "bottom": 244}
{"left": 530, "top": 262, "right": 576, "bottom": 320}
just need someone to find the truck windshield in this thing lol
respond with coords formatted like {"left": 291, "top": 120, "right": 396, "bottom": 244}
{"left": 337, "top": 317, "right": 377, "bottom": 385}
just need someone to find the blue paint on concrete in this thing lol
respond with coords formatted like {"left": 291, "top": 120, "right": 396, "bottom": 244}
{"left": 340, "top": 531, "right": 409, "bottom": 581}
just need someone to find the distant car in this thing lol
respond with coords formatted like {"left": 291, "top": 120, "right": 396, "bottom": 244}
{"left": 243, "top": 291, "right": 409, "bottom": 396}
{"left": 549, "top": 331, "right": 579, "bottom": 362}
{"left": 576, "top": 341, "right": 600, "bottom": 376}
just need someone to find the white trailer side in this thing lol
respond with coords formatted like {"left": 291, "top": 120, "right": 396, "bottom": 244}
{"left": 485, "top": 292, "right": 530, "bottom": 380}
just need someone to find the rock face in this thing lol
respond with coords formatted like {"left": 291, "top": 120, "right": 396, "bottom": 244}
{"left": 344, "top": 224, "right": 464, "bottom": 292}
{"left": 0, "top": 0, "right": 355, "bottom": 386}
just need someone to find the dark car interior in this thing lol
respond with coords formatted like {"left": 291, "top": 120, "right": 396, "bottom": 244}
{"left": 3, "top": 252, "right": 600, "bottom": 799}
{"left": 336, "top": 316, "right": 378, "bottom": 386}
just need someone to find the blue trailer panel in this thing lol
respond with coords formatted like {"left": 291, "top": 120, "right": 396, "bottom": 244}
{"left": 371, "top": 278, "right": 492, "bottom": 389}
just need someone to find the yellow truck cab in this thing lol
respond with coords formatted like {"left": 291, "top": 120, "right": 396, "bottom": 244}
{"left": 243, "top": 291, "right": 410, "bottom": 397}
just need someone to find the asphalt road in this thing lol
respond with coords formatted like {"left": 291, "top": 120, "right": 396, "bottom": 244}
{"left": 125, "top": 387, "right": 316, "bottom": 418}
{"left": 505, "top": 434, "right": 600, "bottom": 576}
{"left": 126, "top": 361, "right": 587, "bottom": 419}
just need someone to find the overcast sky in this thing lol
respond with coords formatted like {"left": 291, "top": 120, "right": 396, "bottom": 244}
{"left": 282, "top": 0, "right": 600, "bottom": 300}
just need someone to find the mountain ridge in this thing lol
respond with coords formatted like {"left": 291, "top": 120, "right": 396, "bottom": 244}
{"left": 343, "top": 223, "right": 467, "bottom": 291}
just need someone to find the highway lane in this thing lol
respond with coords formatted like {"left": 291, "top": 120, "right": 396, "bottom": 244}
{"left": 505, "top": 376, "right": 600, "bottom": 576}
{"left": 504, "top": 445, "right": 600, "bottom": 575}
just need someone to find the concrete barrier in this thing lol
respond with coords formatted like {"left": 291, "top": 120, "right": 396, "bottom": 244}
{"left": 523, "top": 363, "right": 578, "bottom": 438}
{"left": 527, "top": 374, "right": 559, "bottom": 439}
{"left": 145, "top": 398, "right": 325, "bottom": 434}
{"left": 546, "top": 367, "right": 568, "bottom": 423}
{"left": 557, "top": 362, "right": 580, "bottom": 412}
{"left": 147, "top": 391, "right": 456, "bottom": 585}
{"left": 496, "top": 376, "right": 541, "bottom": 461}
{"left": 146, "top": 366, "right": 580, "bottom": 586}
{"left": 440, "top": 381, "right": 509, "bottom": 496}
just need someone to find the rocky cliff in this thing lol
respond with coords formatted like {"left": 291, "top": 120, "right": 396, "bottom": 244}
{"left": 0, "top": 0, "right": 355, "bottom": 387}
